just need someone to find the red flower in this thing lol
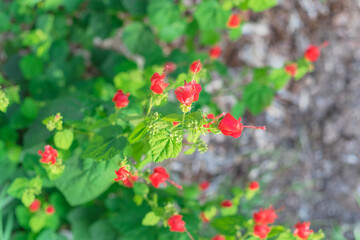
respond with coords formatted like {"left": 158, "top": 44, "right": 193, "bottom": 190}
{"left": 46, "top": 205, "right": 55, "bottom": 215}
{"left": 38, "top": 145, "right": 58, "bottom": 165}
{"left": 150, "top": 73, "right": 169, "bottom": 94}
{"left": 227, "top": 14, "right": 241, "bottom": 28}
{"left": 253, "top": 206, "right": 278, "bottom": 225}
{"left": 172, "top": 121, "right": 180, "bottom": 126}
{"left": 190, "top": 60, "right": 202, "bottom": 73}
{"left": 29, "top": 199, "right": 41, "bottom": 212}
{"left": 175, "top": 80, "right": 202, "bottom": 106}
{"left": 221, "top": 200, "right": 233, "bottom": 208}
{"left": 249, "top": 181, "right": 259, "bottom": 191}
{"left": 294, "top": 222, "right": 314, "bottom": 240}
{"left": 149, "top": 167, "right": 182, "bottom": 189}
{"left": 200, "top": 212, "right": 209, "bottom": 223}
{"left": 218, "top": 113, "right": 266, "bottom": 138}
{"left": 254, "top": 224, "right": 271, "bottom": 239}
{"left": 285, "top": 63, "right": 298, "bottom": 77}
{"left": 114, "top": 167, "right": 130, "bottom": 182}
{"left": 168, "top": 215, "right": 186, "bottom": 232}
{"left": 112, "top": 90, "right": 130, "bottom": 108}
{"left": 164, "top": 62, "right": 177, "bottom": 73}
{"left": 212, "top": 235, "right": 225, "bottom": 240}
{"left": 123, "top": 174, "right": 138, "bottom": 188}
{"left": 209, "top": 46, "right": 222, "bottom": 59}
{"left": 304, "top": 41, "right": 329, "bottom": 62}
{"left": 199, "top": 181, "right": 210, "bottom": 191}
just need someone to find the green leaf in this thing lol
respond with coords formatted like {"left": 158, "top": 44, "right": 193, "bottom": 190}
{"left": 268, "top": 226, "right": 286, "bottom": 238}
{"left": 0, "top": 87, "right": 9, "bottom": 113}
{"left": 158, "top": 21, "right": 187, "bottom": 42}
{"left": 247, "top": 0, "right": 277, "bottom": 12}
{"left": 231, "top": 101, "right": 246, "bottom": 119}
{"left": 15, "top": 205, "right": 31, "bottom": 229}
{"left": 7, "top": 178, "right": 29, "bottom": 199}
{"left": 149, "top": 130, "right": 182, "bottom": 163}
{"left": 133, "top": 182, "right": 150, "bottom": 197}
{"left": 268, "top": 68, "right": 291, "bottom": 90}
{"left": 162, "top": 114, "right": 183, "bottom": 122}
{"left": 29, "top": 213, "right": 46, "bottom": 233}
{"left": 200, "top": 30, "right": 221, "bottom": 46}
{"left": 194, "top": 1, "right": 228, "bottom": 30}
{"left": 20, "top": 98, "right": 39, "bottom": 120}
{"left": 276, "top": 232, "right": 297, "bottom": 240}
{"left": 122, "top": 0, "right": 148, "bottom": 16}
{"left": 82, "top": 126, "right": 127, "bottom": 161}
{"left": 54, "top": 129, "right": 74, "bottom": 150}
{"left": 90, "top": 219, "right": 118, "bottom": 240}
{"left": 295, "top": 58, "right": 311, "bottom": 80}
{"left": 211, "top": 215, "right": 246, "bottom": 235}
{"left": 122, "top": 22, "right": 156, "bottom": 55}
{"left": 20, "top": 54, "right": 44, "bottom": 80}
{"left": 0, "top": 11, "right": 10, "bottom": 32}
{"left": 36, "top": 229, "right": 67, "bottom": 240}
{"left": 148, "top": 0, "right": 181, "bottom": 28}
{"left": 243, "top": 82, "right": 274, "bottom": 115}
{"left": 129, "top": 122, "right": 148, "bottom": 144}
{"left": 54, "top": 157, "right": 118, "bottom": 206}
{"left": 142, "top": 211, "right": 160, "bottom": 226}
{"left": 229, "top": 24, "right": 243, "bottom": 41}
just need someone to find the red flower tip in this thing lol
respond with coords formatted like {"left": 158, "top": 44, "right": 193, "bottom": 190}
{"left": 38, "top": 145, "right": 58, "bottom": 165}
{"left": 249, "top": 181, "right": 259, "bottom": 191}
{"left": 168, "top": 215, "right": 186, "bottom": 232}
{"left": 227, "top": 14, "right": 241, "bottom": 28}
{"left": 175, "top": 80, "right": 202, "bottom": 106}
{"left": 46, "top": 205, "right": 55, "bottom": 215}
{"left": 254, "top": 224, "right": 271, "bottom": 239}
{"left": 112, "top": 90, "right": 130, "bottom": 108}
{"left": 209, "top": 46, "right": 222, "bottom": 59}
{"left": 149, "top": 167, "right": 171, "bottom": 188}
{"left": 190, "top": 60, "right": 202, "bottom": 73}
{"left": 172, "top": 121, "right": 180, "bottom": 126}
{"left": 150, "top": 73, "right": 169, "bottom": 94}
{"left": 200, "top": 212, "right": 210, "bottom": 223}
{"left": 221, "top": 200, "right": 233, "bottom": 208}
{"left": 199, "top": 181, "right": 210, "bottom": 191}
{"left": 212, "top": 235, "right": 225, "bottom": 240}
{"left": 29, "top": 199, "right": 41, "bottom": 212}
{"left": 285, "top": 63, "right": 298, "bottom": 77}
{"left": 253, "top": 206, "right": 278, "bottom": 225}
{"left": 294, "top": 222, "right": 314, "bottom": 240}
{"left": 218, "top": 113, "right": 266, "bottom": 138}
{"left": 164, "top": 62, "right": 177, "bottom": 73}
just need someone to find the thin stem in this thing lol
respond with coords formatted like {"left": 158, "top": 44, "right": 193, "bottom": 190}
{"left": 239, "top": 232, "right": 250, "bottom": 240}
{"left": 167, "top": 179, "right": 182, "bottom": 190}
{"left": 191, "top": 60, "right": 201, "bottom": 82}
{"left": 146, "top": 96, "right": 154, "bottom": 117}
{"left": 185, "top": 228, "right": 195, "bottom": 240}
{"left": 181, "top": 111, "right": 186, "bottom": 129}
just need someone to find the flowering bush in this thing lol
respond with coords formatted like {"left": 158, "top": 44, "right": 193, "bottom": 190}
{"left": 0, "top": 0, "right": 328, "bottom": 240}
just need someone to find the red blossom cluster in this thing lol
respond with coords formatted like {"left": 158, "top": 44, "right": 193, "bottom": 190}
{"left": 150, "top": 72, "right": 169, "bottom": 94}
{"left": 168, "top": 214, "right": 186, "bottom": 232}
{"left": 294, "top": 222, "right": 314, "bottom": 240}
{"left": 114, "top": 167, "right": 138, "bottom": 188}
{"left": 38, "top": 145, "right": 58, "bottom": 165}
{"left": 253, "top": 206, "right": 278, "bottom": 239}
{"left": 112, "top": 89, "right": 130, "bottom": 109}
{"left": 28, "top": 199, "right": 55, "bottom": 216}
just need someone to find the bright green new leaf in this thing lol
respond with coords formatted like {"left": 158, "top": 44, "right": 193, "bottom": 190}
{"left": 29, "top": 213, "right": 46, "bottom": 233}
{"left": 55, "top": 157, "right": 118, "bottom": 206}
{"left": 142, "top": 211, "right": 160, "bottom": 226}
{"left": 54, "top": 129, "right": 74, "bottom": 150}
{"left": 128, "top": 121, "right": 148, "bottom": 144}
{"left": 149, "top": 130, "right": 182, "bottom": 163}
{"left": 295, "top": 58, "right": 311, "bottom": 80}
{"left": 268, "top": 68, "right": 291, "bottom": 90}
{"left": 267, "top": 226, "right": 286, "bottom": 238}
{"left": 211, "top": 215, "right": 246, "bottom": 235}
{"left": 7, "top": 178, "right": 29, "bottom": 199}
{"left": 247, "top": 0, "right": 277, "bottom": 12}
{"left": 0, "top": 87, "right": 9, "bottom": 113}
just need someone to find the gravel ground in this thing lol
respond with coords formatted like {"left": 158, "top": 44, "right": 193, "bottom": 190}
{"left": 168, "top": 0, "right": 360, "bottom": 239}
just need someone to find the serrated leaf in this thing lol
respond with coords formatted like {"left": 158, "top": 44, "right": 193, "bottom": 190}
{"left": 142, "top": 211, "right": 160, "bottom": 226}
{"left": 121, "top": 22, "right": 156, "bottom": 55}
{"left": 243, "top": 82, "right": 274, "bottom": 115}
{"left": 129, "top": 121, "right": 148, "bottom": 144}
{"left": 7, "top": 178, "right": 29, "bottom": 199}
{"left": 194, "top": 1, "right": 228, "bottom": 30}
{"left": 211, "top": 215, "right": 246, "bottom": 235}
{"left": 149, "top": 130, "right": 182, "bottom": 163}
{"left": 54, "top": 158, "right": 118, "bottom": 206}
{"left": 54, "top": 129, "right": 74, "bottom": 150}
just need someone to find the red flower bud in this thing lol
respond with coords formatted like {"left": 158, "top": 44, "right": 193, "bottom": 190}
{"left": 254, "top": 224, "right": 271, "bottom": 239}
{"left": 199, "top": 181, "right": 210, "bottom": 191}
{"left": 168, "top": 215, "right": 186, "bottom": 232}
{"left": 294, "top": 222, "right": 314, "bottom": 240}
{"left": 172, "top": 121, "right": 180, "bottom": 126}
{"left": 249, "top": 181, "right": 259, "bottom": 191}
{"left": 221, "top": 200, "right": 233, "bottom": 208}
{"left": 38, "top": 145, "right": 58, "bottom": 165}
{"left": 209, "top": 46, "right": 222, "bottom": 59}
{"left": 46, "top": 205, "right": 55, "bottom": 215}
{"left": 164, "top": 62, "right": 177, "bottom": 73}
{"left": 285, "top": 63, "right": 298, "bottom": 77}
{"left": 175, "top": 80, "right": 202, "bottom": 106}
{"left": 29, "top": 199, "right": 41, "bottom": 212}
{"left": 112, "top": 90, "right": 130, "bottom": 109}
{"left": 150, "top": 73, "right": 169, "bottom": 94}
{"left": 200, "top": 212, "right": 210, "bottom": 223}
{"left": 227, "top": 14, "right": 241, "bottom": 28}
{"left": 212, "top": 235, "right": 225, "bottom": 240}
{"left": 253, "top": 206, "right": 278, "bottom": 225}
{"left": 304, "top": 41, "right": 329, "bottom": 62}
{"left": 218, "top": 113, "right": 266, "bottom": 138}
{"left": 190, "top": 60, "right": 202, "bottom": 73}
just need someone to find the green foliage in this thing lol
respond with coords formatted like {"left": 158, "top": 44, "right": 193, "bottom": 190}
{"left": 149, "top": 130, "right": 182, "bottom": 163}
{"left": 8, "top": 177, "right": 42, "bottom": 206}
{"left": 54, "top": 129, "right": 74, "bottom": 150}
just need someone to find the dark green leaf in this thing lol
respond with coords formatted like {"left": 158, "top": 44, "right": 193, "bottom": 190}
{"left": 211, "top": 215, "right": 246, "bottom": 235}
{"left": 243, "top": 82, "right": 274, "bottom": 115}
{"left": 194, "top": 1, "right": 228, "bottom": 30}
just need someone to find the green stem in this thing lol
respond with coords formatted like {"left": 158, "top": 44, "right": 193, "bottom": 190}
{"left": 239, "top": 232, "right": 250, "bottom": 240}
{"left": 146, "top": 96, "right": 154, "bottom": 117}
{"left": 181, "top": 111, "right": 186, "bottom": 129}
